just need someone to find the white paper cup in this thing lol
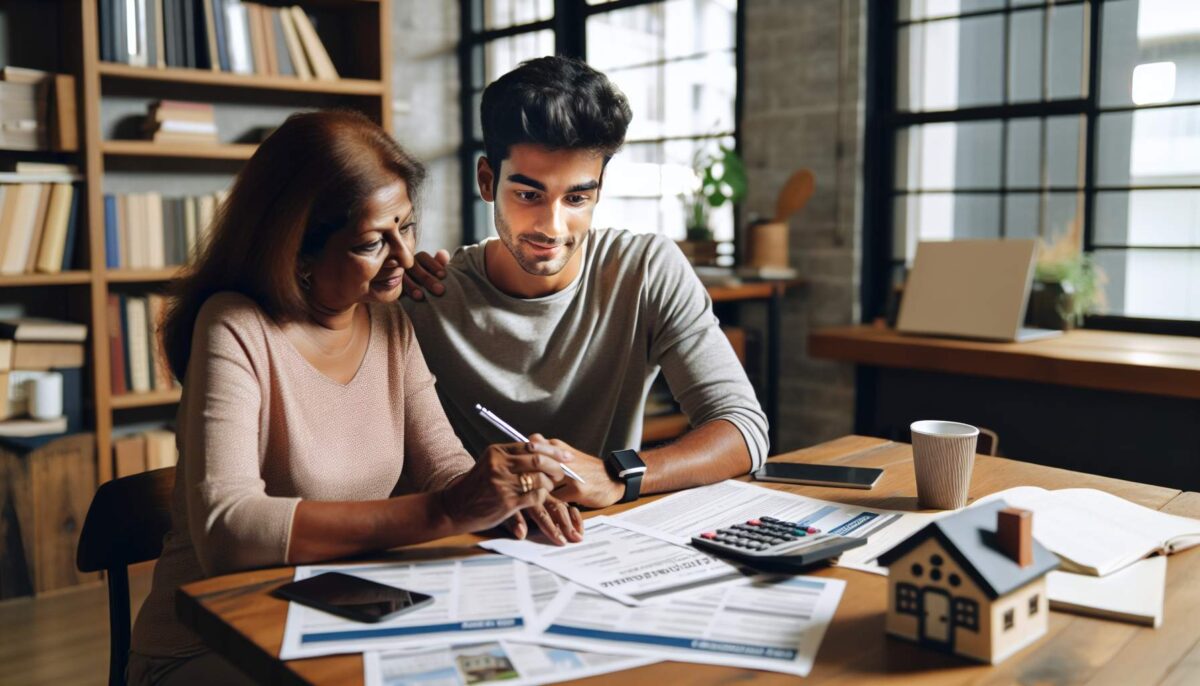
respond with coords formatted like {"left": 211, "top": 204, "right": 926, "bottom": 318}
{"left": 26, "top": 372, "right": 64, "bottom": 420}
{"left": 910, "top": 420, "right": 979, "bottom": 510}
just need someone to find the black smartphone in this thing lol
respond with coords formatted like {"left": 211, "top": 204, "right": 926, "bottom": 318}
{"left": 273, "top": 572, "right": 434, "bottom": 624}
{"left": 754, "top": 463, "right": 884, "bottom": 489}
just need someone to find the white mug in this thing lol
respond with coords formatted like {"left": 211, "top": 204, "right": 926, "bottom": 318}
{"left": 26, "top": 372, "right": 64, "bottom": 420}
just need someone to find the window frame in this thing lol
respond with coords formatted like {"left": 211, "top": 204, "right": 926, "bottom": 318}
{"left": 457, "top": 0, "right": 746, "bottom": 252}
{"left": 863, "top": 0, "right": 1200, "bottom": 336}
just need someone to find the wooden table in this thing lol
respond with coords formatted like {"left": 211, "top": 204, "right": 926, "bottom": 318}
{"left": 177, "top": 435, "right": 1200, "bottom": 685}
{"left": 809, "top": 325, "right": 1200, "bottom": 400}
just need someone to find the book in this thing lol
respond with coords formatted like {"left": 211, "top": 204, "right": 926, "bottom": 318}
{"left": 35, "top": 184, "right": 74, "bottom": 274}
{"left": 0, "top": 416, "right": 67, "bottom": 438}
{"left": 977, "top": 486, "right": 1200, "bottom": 576}
{"left": 278, "top": 7, "right": 311, "bottom": 80}
{"left": 290, "top": 6, "right": 338, "bottom": 80}
{"left": 147, "top": 294, "right": 174, "bottom": 390}
{"left": 11, "top": 342, "right": 85, "bottom": 370}
{"left": 0, "top": 317, "right": 88, "bottom": 342}
{"left": 182, "top": 0, "right": 198, "bottom": 69}
{"left": 145, "top": 429, "right": 178, "bottom": 469}
{"left": 104, "top": 194, "right": 119, "bottom": 268}
{"left": 117, "top": 193, "right": 129, "bottom": 268}
{"left": 23, "top": 181, "right": 53, "bottom": 273}
{"left": 126, "top": 297, "right": 152, "bottom": 393}
{"left": 1047, "top": 556, "right": 1166, "bottom": 627}
{"left": 0, "top": 188, "right": 12, "bottom": 270}
{"left": 271, "top": 8, "right": 295, "bottom": 77}
{"left": 50, "top": 75, "right": 78, "bottom": 152}
{"left": 0, "top": 340, "right": 10, "bottom": 373}
{"left": 737, "top": 265, "right": 798, "bottom": 280}
{"left": 151, "top": 0, "right": 165, "bottom": 68}
{"left": 107, "top": 294, "right": 129, "bottom": 395}
{"left": 248, "top": 3, "right": 270, "bottom": 76}
{"left": 100, "top": 0, "right": 116, "bottom": 62}
{"left": 202, "top": 0, "right": 220, "bottom": 72}
{"left": 261, "top": 5, "right": 280, "bottom": 76}
{"left": 1, "top": 184, "right": 43, "bottom": 274}
{"left": 226, "top": 1, "right": 253, "bottom": 74}
{"left": 0, "top": 372, "right": 11, "bottom": 420}
{"left": 146, "top": 192, "right": 165, "bottom": 268}
{"left": 130, "top": 0, "right": 149, "bottom": 67}
{"left": 210, "top": 0, "right": 231, "bottom": 72}
{"left": 114, "top": 434, "right": 148, "bottom": 477}
{"left": 60, "top": 185, "right": 81, "bottom": 271}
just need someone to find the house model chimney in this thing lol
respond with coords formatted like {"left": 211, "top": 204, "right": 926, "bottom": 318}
{"left": 997, "top": 507, "right": 1033, "bottom": 567}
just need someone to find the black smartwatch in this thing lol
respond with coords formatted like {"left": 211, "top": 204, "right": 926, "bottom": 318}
{"left": 605, "top": 449, "right": 646, "bottom": 504}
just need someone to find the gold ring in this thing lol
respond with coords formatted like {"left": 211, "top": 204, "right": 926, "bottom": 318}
{"left": 519, "top": 473, "right": 533, "bottom": 494}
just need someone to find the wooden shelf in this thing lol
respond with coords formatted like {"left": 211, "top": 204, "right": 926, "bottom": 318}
{"left": 706, "top": 280, "right": 802, "bottom": 303}
{"left": 110, "top": 388, "right": 182, "bottom": 410}
{"left": 98, "top": 62, "right": 385, "bottom": 96}
{"left": 106, "top": 268, "right": 183, "bottom": 283}
{"left": 0, "top": 271, "right": 92, "bottom": 287}
{"left": 102, "top": 140, "right": 258, "bottom": 160}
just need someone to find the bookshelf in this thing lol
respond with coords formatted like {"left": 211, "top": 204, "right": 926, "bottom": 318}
{"left": 0, "top": 0, "right": 393, "bottom": 485}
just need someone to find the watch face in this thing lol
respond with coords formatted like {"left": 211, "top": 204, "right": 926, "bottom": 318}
{"left": 611, "top": 449, "right": 644, "bottom": 472}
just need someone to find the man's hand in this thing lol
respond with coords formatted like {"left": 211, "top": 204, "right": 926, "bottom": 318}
{"left": 402, "top": 249, "right": 451, "bottom": 300}
{"left": 503, "top": 494, "right": 584, "bottom": 546}
{"left": 528, "top": 434, "right": 625, "bottom": 509}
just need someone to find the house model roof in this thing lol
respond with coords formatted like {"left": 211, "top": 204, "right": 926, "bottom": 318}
{"left": 877, "top": 500, "right": 1060, "bottom": 599}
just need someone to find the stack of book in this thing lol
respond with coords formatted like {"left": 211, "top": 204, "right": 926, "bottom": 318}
{"left": 0, "top": 66, "right": 76, "bottom": 152}
{"left": 106, "top": 293, "right": 178, "bottom": 397}
{"left": 143, "top": 100, "right": 218, "bottom": 144}
{"left": 0, "top": 167, "right": 84, "bottom": 275}
{"left": 114, "top": 428, "right": 178, "bottom": 478}
{"left": 103, "top": 189, "right": 225, "bottom": 269}
{"left": 0, "top": 318, "right": 87, "bottom": 437}
{"left": 100, "top": 1, "right": 339, "bottom": 80}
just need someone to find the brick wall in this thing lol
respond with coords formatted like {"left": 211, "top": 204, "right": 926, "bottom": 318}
{"left": 741, "top": 0, "right": 866, "bottom": 450}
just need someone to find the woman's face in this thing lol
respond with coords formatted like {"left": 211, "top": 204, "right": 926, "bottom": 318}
{"left": 306, "top": 180, "right": 417, "bottom": 312}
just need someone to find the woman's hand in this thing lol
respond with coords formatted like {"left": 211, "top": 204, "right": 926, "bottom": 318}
{"left": 503, "top": 494, "right": 584, "bottom": 546}
{"left": 438, "top": 441, "right": 570, "bottom": 534}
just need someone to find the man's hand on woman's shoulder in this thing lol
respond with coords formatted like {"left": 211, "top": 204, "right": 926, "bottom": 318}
{"left": 402, "top": 249, "right": 451, "bottom": 300}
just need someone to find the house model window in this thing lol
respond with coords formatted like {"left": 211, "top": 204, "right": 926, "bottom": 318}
{"left": 952, "top": 598, "right": 979, "bottom": 631}
{"left": 1003, "top": 609, "right": 1015, "bottom": 631}
{"left": 1028, "top": 595, "right": 1039, "bottom": 616}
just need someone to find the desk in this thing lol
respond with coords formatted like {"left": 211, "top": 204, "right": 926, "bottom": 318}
{"left": 809, "top": 326, "right": 1200, "bottom": 491}
{"left": 177, "top": 435, "right": 1200, "bottom": 685}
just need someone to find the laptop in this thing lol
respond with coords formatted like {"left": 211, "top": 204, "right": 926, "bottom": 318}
{"left": 896, "top": 239, "right": 1062, "bottom": 343}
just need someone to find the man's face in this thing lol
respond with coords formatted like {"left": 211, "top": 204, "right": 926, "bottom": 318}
{"left": 478, "top": 144, "right": 604, "bottom": 278}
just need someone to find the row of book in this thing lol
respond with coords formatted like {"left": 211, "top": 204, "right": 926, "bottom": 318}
{"left": 0, "top": 175, "right": 83, "bottom": 276}
{"left": 0, "top": 66, "right": 77, "bottom": 152}
{"left": 106, "top": 293, "right": 179, "bottom": 397}
{"left": 99, "top": 1, "right": 339, "bottom": 80}
{"left": 0, "top": 318, "right": 87, "bottom": 436}
{"left": 104, "top": 190, "right": 224, "bottom": 269}
{"left": 114, "top": 428, "right": 178, "bottom": 478}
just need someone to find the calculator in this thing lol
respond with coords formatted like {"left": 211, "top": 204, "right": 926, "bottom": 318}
{"left": 690, "top": 516, "right": 868, "bottom": 572}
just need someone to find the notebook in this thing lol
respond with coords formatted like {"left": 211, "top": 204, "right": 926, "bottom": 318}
{"left": 1047, "top": 556, "right": 1166, "bottom": 627}
{"left": 975, "top": 486, "right": 1200, "bottom": 577}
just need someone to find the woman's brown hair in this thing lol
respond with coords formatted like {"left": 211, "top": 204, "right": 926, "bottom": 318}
{"left": 161, "top": 109, "right": 426, "bottom": 381}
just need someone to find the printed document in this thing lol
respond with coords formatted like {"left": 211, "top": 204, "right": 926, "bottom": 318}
{"left": 480, "top": 515, "right": 746, "bottom": 604}
{"left": 279, "top": 556, "right": 535, "bottom": 659}
{"left": 526, "top": 573, "right": 845, "bottom": 677}
{"left": 364, "top": 641, "right": 656, "bottom": 686}
{"left": 615, "top": 479, "right": 939, "bottom": 574}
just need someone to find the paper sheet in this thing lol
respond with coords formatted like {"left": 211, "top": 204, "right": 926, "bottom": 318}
{"left": 1047, "top": 556, "right": 1166, "bottom": 627}
{"left": 363, "top": 640, "right": 657, "bottom": 686}
{"left": 479, "top": 515, "right": 747, "bottom": 604}
{"left": 279, "top": 556, "right": 535, "bottom": 660}
{"left": 614, "top": 479, "right": 940, "bottom": 574}
{"left": 523, "top": 574, "right": 845, "bottom": 677}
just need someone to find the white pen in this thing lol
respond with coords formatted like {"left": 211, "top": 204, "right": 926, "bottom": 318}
{"left": 475, "top": 404, "right": 586, "bottom": 484}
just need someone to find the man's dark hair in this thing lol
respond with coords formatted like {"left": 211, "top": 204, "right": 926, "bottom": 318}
{"left": 480, "top": 56, "right": 632, "bottom": 179}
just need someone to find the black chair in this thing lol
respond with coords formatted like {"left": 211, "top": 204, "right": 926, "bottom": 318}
{"left": 76, "top": 467, "right": 176, "bottom": 686}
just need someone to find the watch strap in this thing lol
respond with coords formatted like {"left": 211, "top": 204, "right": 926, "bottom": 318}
{"left": 618, "top": 469, "right": 642, "bottom": 504}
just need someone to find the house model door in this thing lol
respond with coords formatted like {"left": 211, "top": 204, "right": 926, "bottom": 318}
{"left": 921, "top": 588, "right": 952, "bottom": 645}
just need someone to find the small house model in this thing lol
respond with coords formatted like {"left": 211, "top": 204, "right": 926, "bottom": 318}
{"left": 877, "top": 500, "right": 1059, "bottom": 664}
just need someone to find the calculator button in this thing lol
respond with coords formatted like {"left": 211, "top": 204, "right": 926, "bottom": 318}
{"left": 700, "top": 532, "right": 717, "bottom": 540}
{"left": 747, "top": 519, "right": 762, "bottom": 526}
{"left": 807, "top": 527, "right": 820, "bottom": 534}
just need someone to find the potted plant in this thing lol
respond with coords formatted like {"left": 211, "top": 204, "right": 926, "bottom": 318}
{"left": 1029, "top": 222, "right": 1107, "bottom": 330}
{"left": 678, "top": 145, "right": 746, "bottom": 265}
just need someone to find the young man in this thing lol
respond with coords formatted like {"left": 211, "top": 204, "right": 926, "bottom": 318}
{"left": 401, "top": 56, "right": 768, "bottom": 542}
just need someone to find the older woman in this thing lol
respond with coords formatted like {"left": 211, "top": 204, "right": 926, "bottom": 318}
{"left": 127, "top": 110, "right": 581, "bottom": 685}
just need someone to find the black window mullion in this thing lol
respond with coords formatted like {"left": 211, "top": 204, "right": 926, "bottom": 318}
{"left": 1082, "top": 0, "right": 1102, "bottom": 258}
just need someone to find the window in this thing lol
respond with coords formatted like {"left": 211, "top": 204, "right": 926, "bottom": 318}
{"left": 952, "top": 597, "right": 980, "bottom": 631}
{"left": 866, "top": 0, "right": 1200, "bottom": 332}
{"left": 1029, "top": 593, "right": 1040, "bottom": 615}
{"left": 896, "top": 582, "right": 920, "bottom": 613}
{"left": 459, "top": 0, "right": 742, "bottom": 260}
{"left": 1004, "top": 607, "right": 1015, "bottom": 630}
